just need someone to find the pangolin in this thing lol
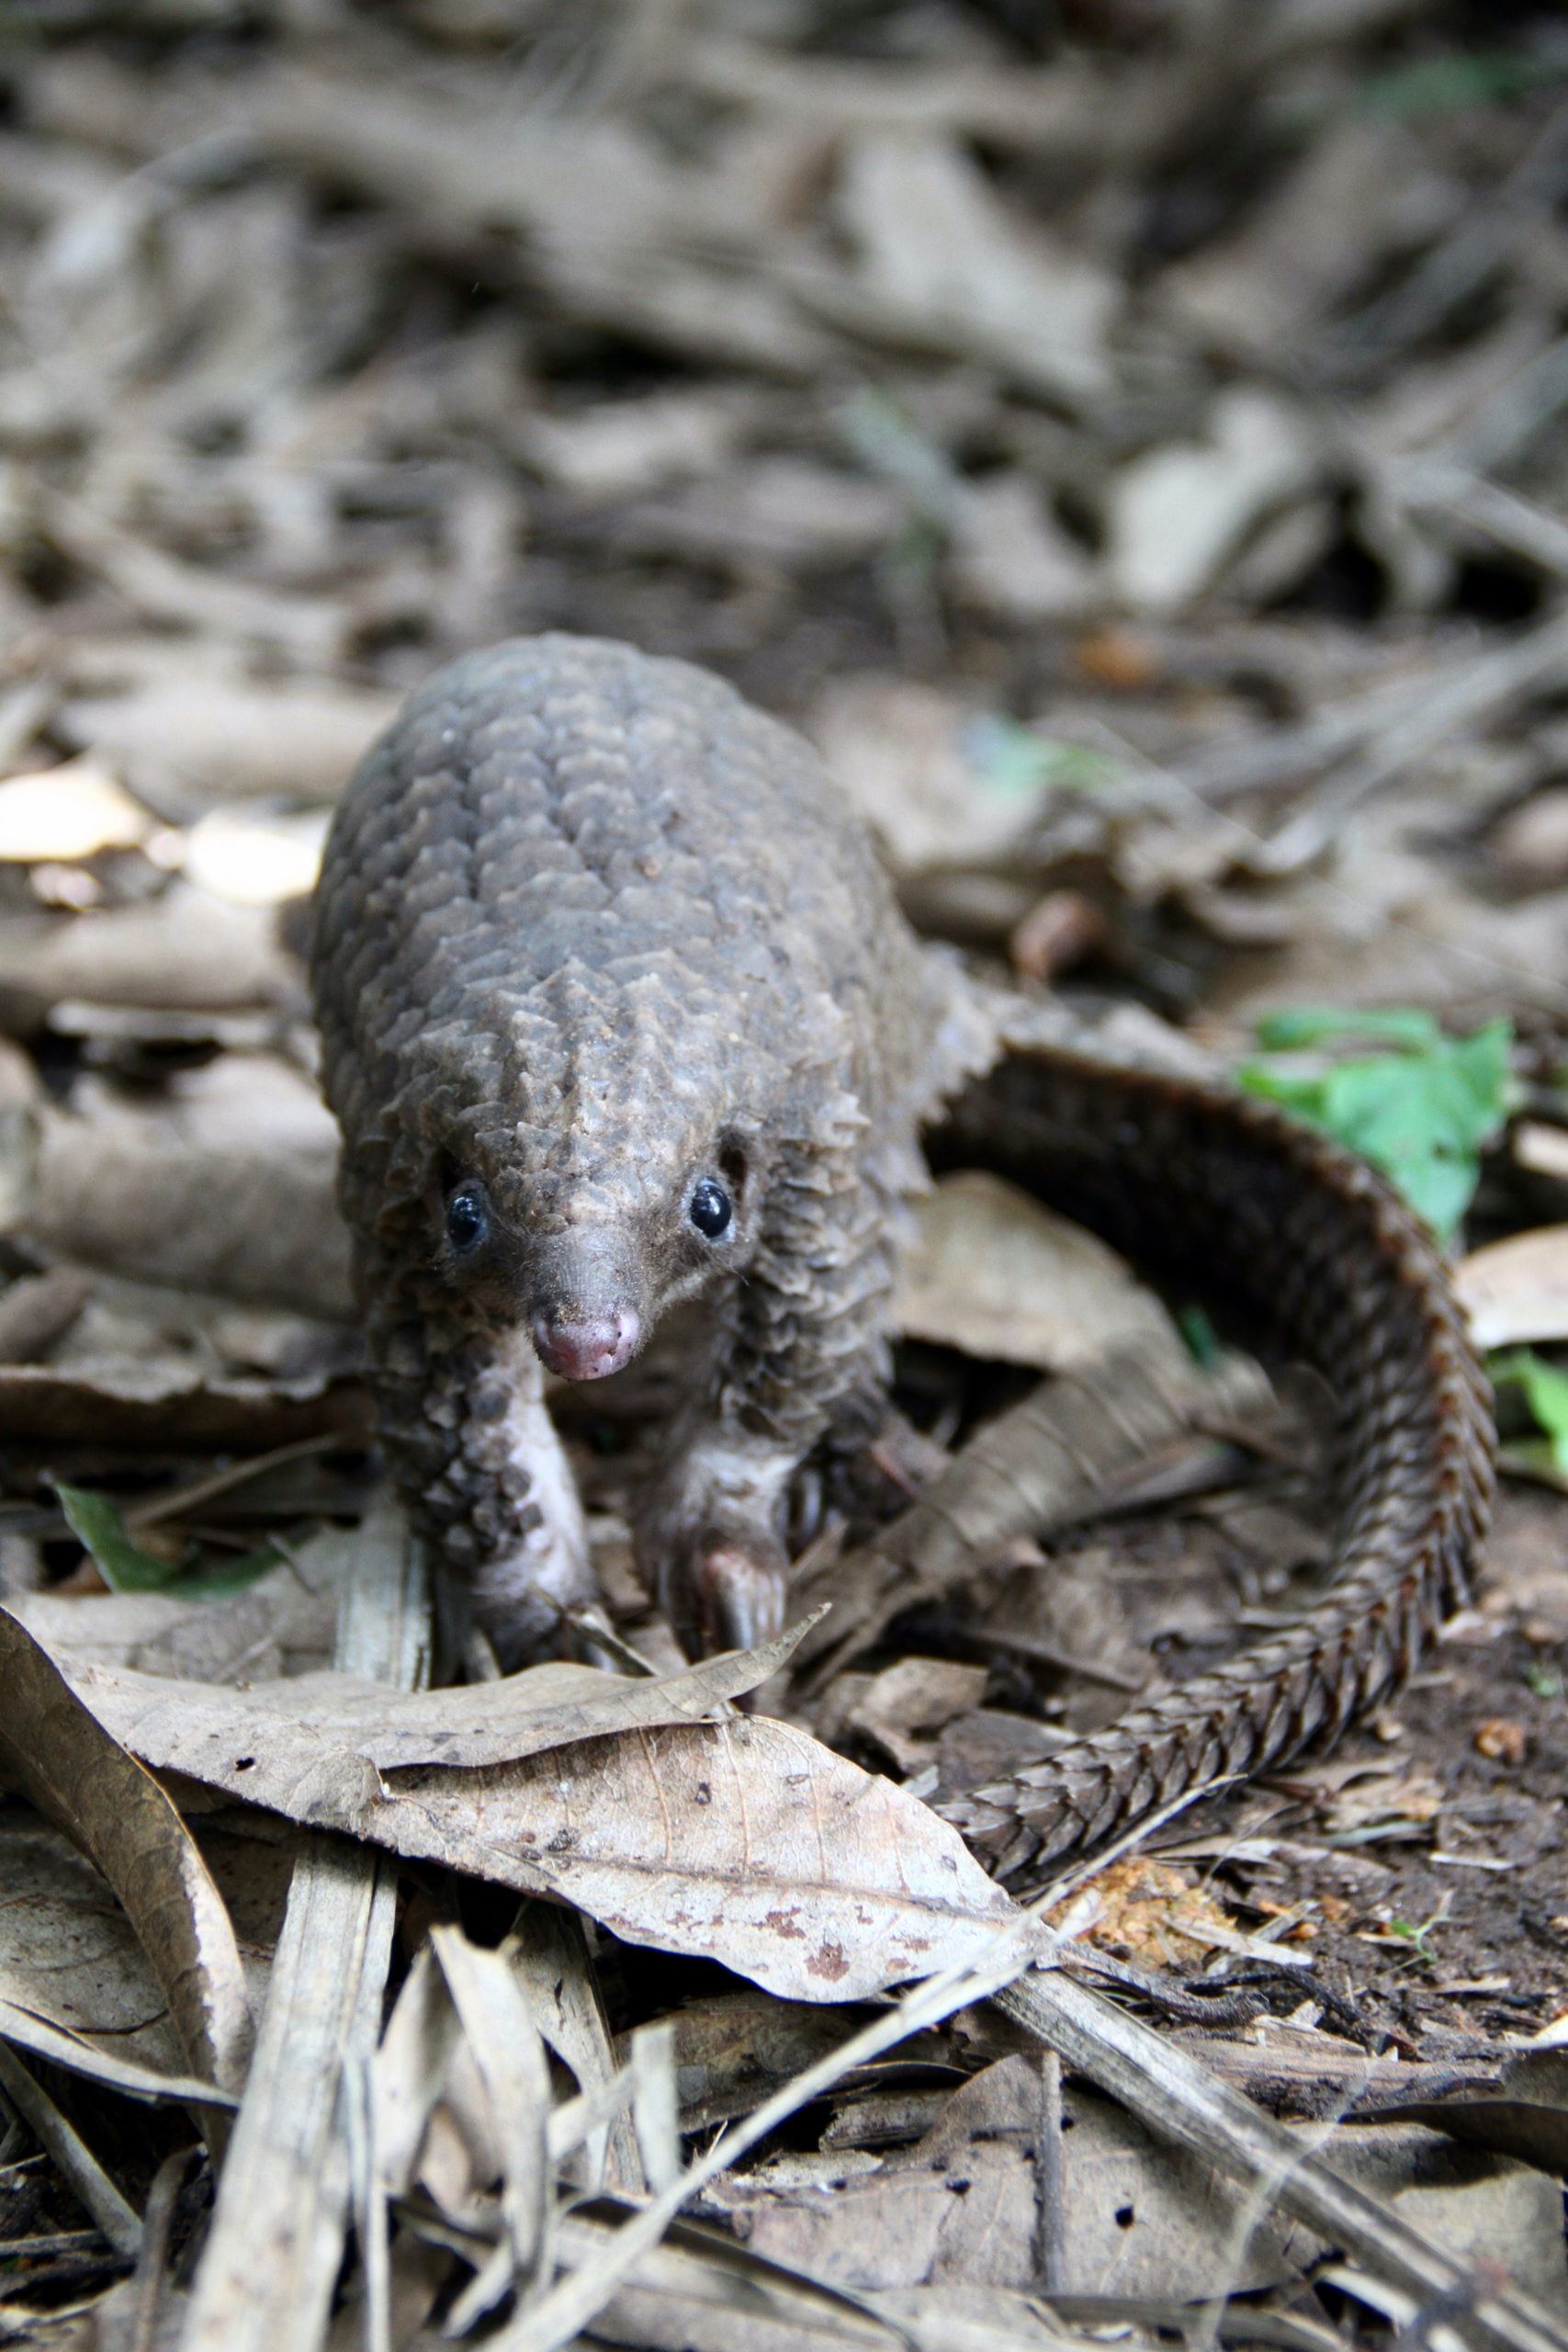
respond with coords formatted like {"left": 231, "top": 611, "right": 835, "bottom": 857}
{"left": 310, "top": 633, "right": 1494, "bottom": 1870}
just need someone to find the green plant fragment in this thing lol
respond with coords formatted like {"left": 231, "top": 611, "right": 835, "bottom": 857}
{"left": 1237, "top": 1012, "right": 1512, "bottom": 1238}
{"left": 54, "top": 1483, "right": 280, "bottom": 1600}
{"left": 1490, "top": 1349, "right": 1568, "bottom": 1476}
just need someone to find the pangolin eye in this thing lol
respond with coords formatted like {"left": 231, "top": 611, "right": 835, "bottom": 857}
{"left": 446, "top": 1185, "right": 490, "bottom": 1255}
{"left": 689, "top": 1178, "right": 732, "bottom": 1239}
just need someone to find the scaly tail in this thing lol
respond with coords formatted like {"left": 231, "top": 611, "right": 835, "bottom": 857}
{"left": 929, "top": 1046, "right": 1495, "bottom": 1885}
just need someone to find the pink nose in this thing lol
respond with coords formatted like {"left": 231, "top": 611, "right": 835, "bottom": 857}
{"left": 531, "top": 1308, "right": 640, "bottom": 1382}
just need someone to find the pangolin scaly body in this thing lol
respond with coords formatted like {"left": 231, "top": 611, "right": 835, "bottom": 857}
{"left": 311, "top": 633, "right": 1494, "bottom": 1872}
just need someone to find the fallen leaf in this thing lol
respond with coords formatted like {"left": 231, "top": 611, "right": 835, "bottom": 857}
{"left": 837, "top": 1657, "right": 990, "bottom": 1776}
{"left": 517, "top": 387, "right": 755, "bottom": 502}
{"left": 0, "top": 882, "right": 302, "bottom": 1027}
{"left": 0, "top": 1816, "right": 191, "bottom": 2079}
{"left": 1105, "top": 390, "right": 1319, "bottom": 617}
{"left": 63, "top": 1620, "right": 816, "bottom": 1776}
{"left": 948, "top": 474, "right": 1096, "bottom": 624}
{"left": 1320, "top": 2123, "right": 1568, "bottom": 2307}
{"left": 1055, "top": 1859, "right": 1246, "bottom": 1972}
{"left": 1164, "top": 119, "right": 1437, "bottom": 357}
{"left": 731, "top": 2060, "right": 1306, "bottom": 2298}
{"left": 5, "top": 1546, "right": 343, "bottom": 1682}
{"left": 1472, "top": 1716, "right": 1528, "bottom": 1765}
{"left": 0, "top": 1354, "right": 366, "bottom": 1452}
{"left": 0, "top": 1984, "right": 237, "bottom": 2110}
{"left": 894, "top": 1171, "right": 1178, "bottom": 1370}
{"left": 1492, "top": 787, "right": 1568, "bottom": 883}
{"left": 615, "top": 457, "right": 901, "bottom": 573}
{"left": 833, "top": 132, "right": 1115, "bottom": 406}
{"left": 10, "top": 1112, "right": 353, "bottom": 1316}
{"left": 181, "top": 808, "right": 332, "bottom": 906}
{"left": 1457, "top": 1224, "right": 1568, "bottom": 1347}
{"left": 57, "top": 679, "right": 399, "bottom": 815}
{"left": 811, "top": 677, "right": 1048, "bottom": 874}
{"left": 0, "top": 762, "right": 153, "bottom": 863}
{"left": 57, "top": 1650, "right": 1023, "bottom": 2004}
{"left": 1512, "top": 1121, "right": 1568, "bottom": 1182}
{"left": 0, "top": 1608, "right": 254, "bottom": 2114}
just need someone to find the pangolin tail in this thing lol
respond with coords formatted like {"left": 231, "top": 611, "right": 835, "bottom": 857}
{"left": 930, "top": 1046, "right": 1495, "bottom": 1884}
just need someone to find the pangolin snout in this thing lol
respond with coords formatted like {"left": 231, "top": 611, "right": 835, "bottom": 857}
{"left": 531, "top": 1305, "right": 641, "bottom": 1382}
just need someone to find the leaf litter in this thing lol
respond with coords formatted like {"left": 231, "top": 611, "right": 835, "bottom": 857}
{"left": 2, "top": 2, "right": 1568, "bottom": 2346}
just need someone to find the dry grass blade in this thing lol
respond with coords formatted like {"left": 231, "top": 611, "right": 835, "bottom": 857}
{"left": 539, "top": 2206, "right": 910, "bottom": 2352}
{"left": 0, "top": 1609, "right": 253, "bottom": 2138}
{"left": 0, "top": 2043, "right": 141, "bottom": 2260}
{"left": 431, "top": 1925, "right": 553, "bottom": 2321}
{"left": 479, "top": 1901, "right": 1066, "bottom": 2352}
{"left": 627, "top": 2019, "right": 680, "bottom": 2194}
{"left": 0, "top": 1995, "right": 239, "bottom": 2110}
{"left": 370, "top": 1944, "right": 460, "bottom": 2205}
{"left": 177, "top": 1503, "right": 428, "bottom": 2352}
{"left": 794, "top": 1341, "right": 1271, "bottom": 1679}
{"left": 509, "top": 1898, "right": 640, "bottom": 2195}
{"left": 1258, "top": 599, "right": 1568, "bottom": 872}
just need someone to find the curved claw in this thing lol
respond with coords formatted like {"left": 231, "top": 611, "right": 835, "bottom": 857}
{"left": 693, "top": 1542, "right": 787, "bottom": 1656}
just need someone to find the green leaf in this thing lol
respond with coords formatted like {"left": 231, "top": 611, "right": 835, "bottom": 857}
{"left": 1252, "top": 1005, "right": 1441, "bottom": 1052}
{"left": 1491, "top": 1350, "right": 1568, "bottom": 1476}
{"left": 1236, "top": 1010, "right": 1513, "bottom": 1239}
{"left": 1361, "top": 50, "right": 1563, "bottom": 122}
{"left": 55, "top": 1483, "right": 180, "bottom": 1591}
{"left": 54, "top": 1483, "right": 279, "bottom": 1600}
{"left": 961, "top": 716, "right": 1121, "bottom": 800}
{"left": 1177, "top": 1303, "right": 1221, "bottom": 1369}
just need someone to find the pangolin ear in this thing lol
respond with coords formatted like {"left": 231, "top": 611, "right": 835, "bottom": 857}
{"left": 716, "top": 1135, "right": 750, "bottom": 1197}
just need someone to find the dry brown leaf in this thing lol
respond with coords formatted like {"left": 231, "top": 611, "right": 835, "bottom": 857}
{"left": 1314, "top": 1766, "right": 1444, "bottom": 1837}
{"left": 57, "top": 679, "right": 399, "bottom": 815}
{"left": 0, "top": 1609, "right": 254, "bottom": 2115}
{"left": 830, "top": 132, "right": 1115, "bottom": 406}
{"left": 0, "top": 1265, "right": 94, "bottom": 1363}
{"left": 1055, "top": 1858, "right": 1244, "bottom": 1971}
{"left": 6, "top": 1549, "right": 343, "bottom": 1684}
{"left": 808, "top": 677, "right": 1048, "bottom": 874}
{"left": 728, "top": 2056, "right": 1305, "bottom": 2300}
{"left": 517, "top": 387, "right": 756, "bottom": 503}
{"left": 1163, "top": 118, "right": 1443, "bottom": 357}
{"left": 0, "top": 762, "right": 154, "bottom": 863}
{"left": 0, "top": 1354, "right": 366, "bottom": 1451}
{"left": 0, "top": 883, "right": 301, "bottom": 1026}
{"left": 10, "top": 1112, "right": 352, "bottom": 1316}
{"left": 615, "top": 458, "right": 901, "bottom": 573}
{"left": 64, "top": 1620, "right": 816, "bottom": 1775}
{"left": 181, "top": 808, "right": 331, "bottom": 907}
{"left": 0, "top": 1817, "right": 194, "bottom": 2083}
{"left": 835, "top": 1657, "right": 989, "bottom": 1778}
{"left": 1493, "top": 790, "right": 1568, "bottom": 885}
{"left": 61, "top": 1649, "right": 1021, "bottom": 2002}
{"left": 948, "top": 474, "right": 1097, "bottom": 625}
{"left": 1105, "top": 390, "right": 1319, "bottom": 616}
{"left": 1456, "top": 1224, "right": 1568, "bottom": 1348}
{"left": 895, "top": 1171, "right": 1178, "bottom": 1370}
{"left": 0, "top": 1985, "right": 238, "bottom": 2111}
